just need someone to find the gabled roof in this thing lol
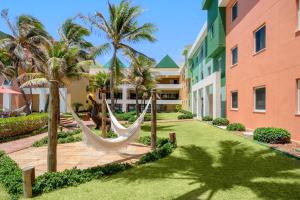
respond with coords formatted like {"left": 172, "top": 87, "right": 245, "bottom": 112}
{"left": 103, "top": 57, "right": 128, "bottom": 69}
{"left": 155, "top": 55, "right": 179, "bottom": 69}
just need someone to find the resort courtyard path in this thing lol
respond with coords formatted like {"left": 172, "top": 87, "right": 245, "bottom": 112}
{"left": 0, "top": 132, "right": 48, "bottom": 154}
{"left": 29, "top": 120, "right": 300, "bottom": 200}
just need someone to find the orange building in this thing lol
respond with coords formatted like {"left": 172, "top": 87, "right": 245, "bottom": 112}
{"left": 223, "top": 0, "right": 300, "bottom": 141}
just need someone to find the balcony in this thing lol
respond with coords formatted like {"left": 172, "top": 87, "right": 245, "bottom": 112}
{"left": 157, "top": 84, "right": 181, "bottom": 90}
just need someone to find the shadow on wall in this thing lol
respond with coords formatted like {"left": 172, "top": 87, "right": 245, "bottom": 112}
{"left": 116, "top": 140, "right": 300, "bottom": 200}
{"left": 226, "top": 0, "right": 259, "bottom": 34}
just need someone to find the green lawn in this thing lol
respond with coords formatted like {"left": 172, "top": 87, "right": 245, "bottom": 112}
{"left": 157, "top": 112, "right": 181, "bottom": 120}
{"left": 14, "top": 120, "right": 299, "bottom": 200}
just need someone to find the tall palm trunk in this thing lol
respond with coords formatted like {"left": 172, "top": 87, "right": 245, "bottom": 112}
{"left": 16, "top": 79, "right": 31, "bottom": 114}
{"left": 48, "top": 80, "right": 59, "bottom": 172}
{"left": 110, "top": 48, "right": 117, "bottom": 114}
{"left": 135, "top": 86, "right": 139, "bottom": 116}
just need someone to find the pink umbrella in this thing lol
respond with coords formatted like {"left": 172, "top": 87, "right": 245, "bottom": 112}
{"left": 0, "top": 86, "right": 22, "bottom": 94}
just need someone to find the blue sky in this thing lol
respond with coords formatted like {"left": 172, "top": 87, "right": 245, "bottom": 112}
{"left": 0, "top": 0, "right": 206, "bottom": 66}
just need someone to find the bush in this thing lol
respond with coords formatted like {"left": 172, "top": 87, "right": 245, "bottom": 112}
{"left": 212, "top": 117, "right": 230, "bottom": 126}
{"left": 72, "top": 102, "right": 83, "bottom": 113}
{"left": 179, "top": 109, "right": 192, "bottom": 115}
{"left": 177, "top": 113, "right": 193, "bottom": 120}
{"left": 128, "top": 113, "right": 151, "bottom": 123}
{"left": 138, "top": 136, "right": 170, "bottom": 148}
{"left": 115, "top": 112, "right": 136, "bottom": 121}
{"left": 33, "top": 163, "right": 132, "bottom": 195}
{"left": 202, "top": 116, "right": 213, "bottom": 121}
{"left": 175, "top": 104, "right": 182, "bottom": 112}
{"left": 0, "top": 113, "right": 48, "bottom": 140}
{"left": 253, "top": 127, "right": 291, "bottom": 144}
{"left": 33, "top": 130, "right": 81, "bottom": 147}
{"left": 227, "top": 123, "right": 246, "bottom": 131}
{"left": 0, "top": 151, "right": 23, "bottom": 199}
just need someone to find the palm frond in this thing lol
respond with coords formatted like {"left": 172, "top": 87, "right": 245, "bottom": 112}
{"left": 20, "top": 77, "right": 48, "bottom": 88}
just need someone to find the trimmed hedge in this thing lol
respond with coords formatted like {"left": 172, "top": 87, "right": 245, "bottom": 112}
{"left": 0, "top": 113, "right": 48, "bottom": 140}
{"left": 177, "top": 113, "right": 193, "bottom": 120}
{"left": 212, "top": 118, "right": 230, "bottom": 126}
{"left": 115, "top": 112, "right": 136, "bottom": 121}
{"left": 33, "top": 130, "right": 81, "bottom": 147}
{"left": 0, "top": 150, "right": 23, "bottom": 199}
{"left": 253, "top": 127, "right": 291, "bottom": 144}
{"left": 202, "top": 116, "right": 213, "bottom": 121}
{"left": 227, "top": 123, "right": 246, "bottom": 131}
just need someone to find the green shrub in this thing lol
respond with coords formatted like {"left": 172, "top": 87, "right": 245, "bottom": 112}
{"left": 179, "top": 109, "right": 192, "bottom": 115}
{"left": 115, "top": 112, "right": 136, "bottom": 121}
{"left": 138, "top": 142, "right": 175, "bottom": 164}
{"left": 33, "top": 130, "right": 81, "bottom": 147}
{"left": 128, "top": 113, "right": 151, "bottom": 123}
{"left": 175, "top": 104, "right": 182, "bottom": 112}
{"left": 177, "top": 113, "right": 193, "bottom": 120}
{"left": 138, "top": 136, "right": 170, "bottom": 148}
{"left": 107, "top": 131, "right": 118, "bottom": 139}
{"left": 227, "top": 123, "right": 246, "bottom": 131}
{"left": 33, "top": 163, "right": 132, "bottom": 195}
{"left": 0, "top": 151, "right": 23, "bottom": 199}
{"left": 212, "top": 117, "right": 230, "bottom": 126}
{"left": 0, "top": 113, "right": 48, "bottom": 140}
{"left": 72, "top": 102, "right": 83, "bottom": 113}
{"left": 202, "top": 116, "right": 213, "bottom": 121}
{"left": 253, "top": 127, "right": 291, "bottom": 144}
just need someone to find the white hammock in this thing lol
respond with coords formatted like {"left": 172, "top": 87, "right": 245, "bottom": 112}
{"left": 105, "top": 98, "right": 152, "bottom": 137}
{"left": 63, "top": 93, "right": 151, "bottom": 152}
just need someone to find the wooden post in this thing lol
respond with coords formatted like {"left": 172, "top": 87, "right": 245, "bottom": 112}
{"left": 101, "top": 90, "right": 107, "bottom": 137}
{"left": 169, "top": 132, "right": 177, "bottom": 145}
{"left": 151, "top": 89, "right": 157, "bottom": 150}
{"left": 22, "top": 167, "right": 35, "bottom": 198}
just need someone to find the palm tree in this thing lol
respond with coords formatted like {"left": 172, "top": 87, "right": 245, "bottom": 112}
{"left": 81, "top": 0, "right": 157, "bottom": 113}
{"left": 0, "top": 49, "right": 14, "bottom": 80}
{"left": 21, "top": 40, "right": 94, "bottom": 172}
{"left": 124, "top": 54, "right": 156, "bottom": 116}
{"left": 89, "top": 71, "right": 110, "bottom": 93}
{"left": 0, "top": 9, "right": 50, "bottom": 113}
{"left": 20, "top": 19, "right": 108, "bottom": 172}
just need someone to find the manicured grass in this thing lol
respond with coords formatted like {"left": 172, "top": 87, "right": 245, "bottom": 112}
{"left": 16, "top": 121, "right": 300, "bottom": 200}
{"left": 157, "top": 112, "right": 181, "bottom": 120}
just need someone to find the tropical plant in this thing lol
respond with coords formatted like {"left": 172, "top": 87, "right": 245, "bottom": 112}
{"left": 0, "top": 49, "right": 14, "bottom": 80}
{"left": 0, "top": 9, "right": 50, "bottom": 113}
{"left": 124, "top": 53, "right": 156, "bottom": 116}
{"left": 89, "top": 71, "right": 110, "bottom": 92}
{"left": 19, "top": 19, "right": 108, "bottom": 172}
{"left": 81, "top": 0, "right": 157, "bottom": 113}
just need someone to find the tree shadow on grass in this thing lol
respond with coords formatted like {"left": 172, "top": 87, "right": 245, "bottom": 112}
{"left": 117, "top": 141, "right": 300, "bottom": 200}
{"left": 141, "top": 124, "right": 178, "bottom": 133}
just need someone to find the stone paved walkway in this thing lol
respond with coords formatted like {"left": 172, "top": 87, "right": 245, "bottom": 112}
{"left": 9, "top": 142, "right": 150, "bottom": 176}
{"left": 0, "top": 132, "right": 48, "bottom": 154}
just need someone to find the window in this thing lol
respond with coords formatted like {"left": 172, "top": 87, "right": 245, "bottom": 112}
{"left": 254, "top": 25, "right": 266, "bottom": 53}
{"left": 254, "top": 87, "right": 266, "bottom": 112}
{"left": 209, "top": 24, "right": 214, "bottom": 38}
{"left": 298, "top": 80, "right": 300, "bottom": 113}
{"left": 200, "top": 70, "right": 204, "bottom": 80}
{"left": 3, "top": 80, "right": 12, "bottom": 86}
{"left": 231, "top": 91, "right": 238, "bottom": 109}
{"left": 207, "top": 66, "right": 212, "bottom": 76}
{"left": 232, "top": 2, "right": 238, "bottom": 22}
{"left": 231, "top": 46, "right": 238, "bottom": 65}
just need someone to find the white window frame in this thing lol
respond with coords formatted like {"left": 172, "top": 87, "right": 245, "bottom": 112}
{"left": 298, "top": 79, "right": 300, "bottom": 113}
{"left": 254, "top": 86, "right": 266, "bottom": 112}
{"left": 231, "top": 1, "right": 238, "bottom": 22}
{"left": 254, "top": 25, "right": 266, "bottom": 54}
{"left": 231, "top": 91, "right": 238, "bottom": 110}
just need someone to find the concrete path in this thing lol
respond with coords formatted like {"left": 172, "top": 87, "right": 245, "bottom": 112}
{"left": 0, "top": 132, "right": 48, "bottom": 154}
{"left": 9, "top": 142, "right": 150, "bottom": 176}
